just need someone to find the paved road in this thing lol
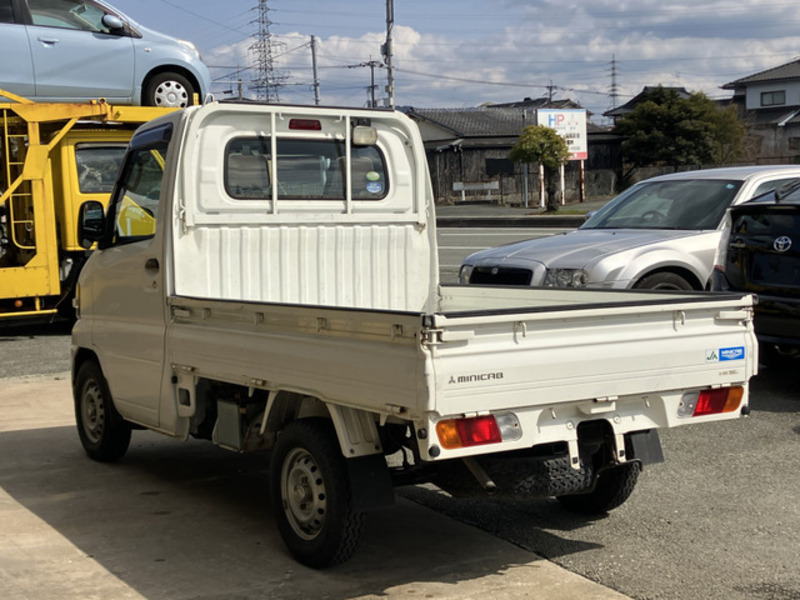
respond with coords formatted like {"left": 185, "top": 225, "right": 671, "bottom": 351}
{"left": 0, "top": 319, "right": 72, "bottom": 378}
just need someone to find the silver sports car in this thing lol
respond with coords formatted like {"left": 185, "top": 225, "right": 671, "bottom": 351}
{"left": 459, "top": 166, "right": 800, "bottom": 290}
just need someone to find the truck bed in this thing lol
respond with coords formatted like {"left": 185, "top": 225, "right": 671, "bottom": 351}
{"left": 166, "top": 283, "right": 756, "bottom": 460}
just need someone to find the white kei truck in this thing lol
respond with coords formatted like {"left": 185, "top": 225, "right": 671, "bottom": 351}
{"left": 72, "top": 102, "right": 757, "bottom": 568}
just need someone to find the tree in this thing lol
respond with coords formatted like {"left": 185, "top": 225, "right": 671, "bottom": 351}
{"left": 614, "top": 86, "right": 745, "bottom": 171}
{"left": 509, "top": 125, "right": 571, "bottom": 212}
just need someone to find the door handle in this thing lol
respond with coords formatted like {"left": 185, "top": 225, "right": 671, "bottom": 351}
{"left": 37, "top": 37, "right": 59, "bottom": 45}
{"left": 145, "top": 258, "right": 160, "bottom": 272}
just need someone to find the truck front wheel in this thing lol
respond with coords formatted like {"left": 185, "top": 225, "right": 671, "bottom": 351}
{"left": 74, "top": 361, "right": 132, "bottom": 462}
{"left": 556, "top": 461, "right": 641, "bottom": 515}
{"left": 270, "top": 419, "right": 365, "bottom": 568}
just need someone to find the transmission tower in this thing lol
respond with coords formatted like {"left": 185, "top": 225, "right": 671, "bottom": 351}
{"left": 250, "top": 0, "right": 288, "bottom": 102}
{"left": 609, "top": 54, "right": 619, "bottom": 110}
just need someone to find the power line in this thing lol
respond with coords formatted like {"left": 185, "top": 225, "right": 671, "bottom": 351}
{"left": 154, "top": 0, "right": 249, "bottom": 35}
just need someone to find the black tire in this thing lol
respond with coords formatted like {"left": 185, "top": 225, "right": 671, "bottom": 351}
{"left": 556, "top": 461, "right": 641, "bottom": 515}
{"left": 760, "top": 343, "right": 800, "bottom": 368}
{"left": 143, "top": 72, "right": 195, "bottom": 108}
{"left": 74, "top": 360, "right": 132, "bottom": 462}
{"left": 634, "top": 272, "right": 694, "bottom": 291}
{"left": 270, "top": 419, "right": 365, "bottom": 568}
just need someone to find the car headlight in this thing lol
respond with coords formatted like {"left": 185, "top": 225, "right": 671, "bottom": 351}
{"left": 178, "top": 39, "right": 202, "bottom": 60}
{"left": 458, "top": 264, "right": 474, "bottom": 284}
{"left": 544, "top": 268, "right": 589, "bottom": 288}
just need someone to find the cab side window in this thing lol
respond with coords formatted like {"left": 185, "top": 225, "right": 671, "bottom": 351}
{"left": 28, "top": 0, "right": 114, "bottom": 33}
{"left": 112, "top": 140, "right": 168, "bottom": 244}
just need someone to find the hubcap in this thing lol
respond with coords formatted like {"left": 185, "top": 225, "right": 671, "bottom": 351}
{"left": 281, "top": 448, "right": 327, "bottom": 540}
{"left": 81, "top": 380, "right": 105, "bottom": 444}
{"left": 154, "top": 80, "right": 188, "bottom": 108}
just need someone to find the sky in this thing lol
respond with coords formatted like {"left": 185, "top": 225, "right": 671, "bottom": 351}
{"left": 110, "top": 0, "right": 800, "bottom": 123}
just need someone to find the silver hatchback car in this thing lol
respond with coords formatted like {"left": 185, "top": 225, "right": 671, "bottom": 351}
{"left": 459, "top": 166, "right": 800, "bottom": 290}
{"left": 0, "top": 0, "right": 211, "bottom": 107}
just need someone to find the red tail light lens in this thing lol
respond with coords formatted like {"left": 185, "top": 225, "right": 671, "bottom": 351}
{"left": 694, "top": 386, "right": 744, "bottom": 416}
{"left": 436, "top": 416, "right": 502, "bottom": 449}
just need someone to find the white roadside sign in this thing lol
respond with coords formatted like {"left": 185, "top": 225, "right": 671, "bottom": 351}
{"left": 536, "top": 109, "right": 588, "bottom": 160}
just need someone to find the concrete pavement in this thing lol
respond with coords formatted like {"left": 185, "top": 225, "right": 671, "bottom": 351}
{"left": 0, "top": 373, "right": 630, "bottom": 600}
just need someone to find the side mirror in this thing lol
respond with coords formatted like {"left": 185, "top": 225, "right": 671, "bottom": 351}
{"left": 102, "top": 14, "right": 125, "bottom": 31}
{"left": 78, "top": 201, "right": 106, "bottom": 249}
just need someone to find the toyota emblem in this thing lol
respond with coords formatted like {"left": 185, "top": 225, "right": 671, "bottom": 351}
{"left": 773, "top": 236, "right": 793, "bottom": 252}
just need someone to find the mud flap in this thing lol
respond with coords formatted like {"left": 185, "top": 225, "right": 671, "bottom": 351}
{"left": 627, "top": 429, "right": 664, "bottom": 465}
{"left": 346, "top": 454, "right": 395, "bottom": 511}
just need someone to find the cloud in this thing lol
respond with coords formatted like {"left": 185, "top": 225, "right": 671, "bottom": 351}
{"left": 200, "top": 0, "right": 800, "bottom": 121}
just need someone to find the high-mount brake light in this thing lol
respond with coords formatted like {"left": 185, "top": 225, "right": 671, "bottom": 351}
{"left": 679, "top": 386, "right": 744, "bottom": 417}
{"left": 289, "top": 119, "right": 322, "bottom": 131}
{"left": 436, "top": 415, "right": 502, "bottom": 449}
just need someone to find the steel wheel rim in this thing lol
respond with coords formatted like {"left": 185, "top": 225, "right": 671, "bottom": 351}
{"left": 154, "top": 81, "right": 188, "bottom": 108}
{"left": 81, "top": 380, "right": 106, "bottom": 444}
{"left": 281, "top": 448, "right": 327, "bottom": 541}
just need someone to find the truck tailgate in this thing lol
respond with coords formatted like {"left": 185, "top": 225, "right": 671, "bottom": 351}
{"left": 427, "top": 285, "right": 756, "bottom": 424}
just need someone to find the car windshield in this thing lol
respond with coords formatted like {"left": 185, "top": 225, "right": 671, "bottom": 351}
{"left": 582, "top": 179, "right": 743, "bottom": 231}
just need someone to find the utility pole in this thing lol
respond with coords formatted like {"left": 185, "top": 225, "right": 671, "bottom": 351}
{"left": 310, "top": 35, "right": 320, "bottom": 105}
{"left": 382, "top": 0, "right": 395, "bottom": 108}
{"left": 347, "top": 59, "right": 382, "bottom": 107}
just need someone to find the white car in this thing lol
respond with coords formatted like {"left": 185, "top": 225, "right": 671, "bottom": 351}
{"left": 0, "top": 0, "right": 211, "bottom": 107}
{"left": 459, "top": 166, "right": 800, "bottom": 290}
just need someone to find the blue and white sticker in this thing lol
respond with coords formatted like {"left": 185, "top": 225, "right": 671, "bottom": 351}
{"left": 706, "top": 346, "right": 745, "bottom": 362}
{"left": 366, "top": 181, "right": 383, "bottom": 194}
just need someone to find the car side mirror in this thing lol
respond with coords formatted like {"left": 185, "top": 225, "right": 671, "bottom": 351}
{"left": 78, "top": 201, "right": 106, "bottom": 249}
{"left": 102, "top": 14, "right": 125, "bottom": 31}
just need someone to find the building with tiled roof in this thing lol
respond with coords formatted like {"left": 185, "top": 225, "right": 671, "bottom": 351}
{"left": 721, "top": 58, "right": 800, "bottom": 161}
{"left": 602, "top": 86, "right": 691, "bottom": 121}
{"left": 403, "top": 99, "right": 621, "bottom": 204}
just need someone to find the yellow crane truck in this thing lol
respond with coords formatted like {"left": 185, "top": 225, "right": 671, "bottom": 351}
{"left": 0, "top": 88, "right": 175, "bottom": 321}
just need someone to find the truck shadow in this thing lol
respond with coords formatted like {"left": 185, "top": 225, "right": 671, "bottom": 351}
{"left": 750, "top": 366, "right": 800, "bottom": 414}
{"left": 0, "top": 317, "right": 73, "bottom": 338}
{"left": 0, "top": 424, "right": 599, "bottom": 599}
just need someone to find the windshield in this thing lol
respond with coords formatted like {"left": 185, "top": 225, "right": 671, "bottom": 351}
{"left": 582, "top": 179, "right": 743, "bottom": 231}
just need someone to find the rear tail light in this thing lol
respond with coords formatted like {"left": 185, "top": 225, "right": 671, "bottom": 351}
{"left": 679, "top": 386, "right": 744, "bottom": 417}
{"left": 435, "top": 413, "right": 521, "bottom": 449}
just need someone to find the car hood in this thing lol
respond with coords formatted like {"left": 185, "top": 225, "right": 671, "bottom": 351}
{"left": 468, "top": 228, "right": 706, "bottom": 268}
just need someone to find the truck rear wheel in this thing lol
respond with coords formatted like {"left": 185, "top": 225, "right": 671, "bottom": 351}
{"left": 270, "top": 419, "right": 365, "bottom": 568}
{"left": 74, "top": 361, "right": 131, "bottom": 462}
{"left": 556, "top": 461, "right": 641, "bottom": 515}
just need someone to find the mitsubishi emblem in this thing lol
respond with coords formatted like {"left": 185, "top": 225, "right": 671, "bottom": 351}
{"left": 773, "top": 236, "right": 792, "bottom": 252}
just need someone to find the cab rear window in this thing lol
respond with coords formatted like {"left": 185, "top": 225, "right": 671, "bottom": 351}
{"left": 225, "top": 137, "right": 388, "bottom": 201}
